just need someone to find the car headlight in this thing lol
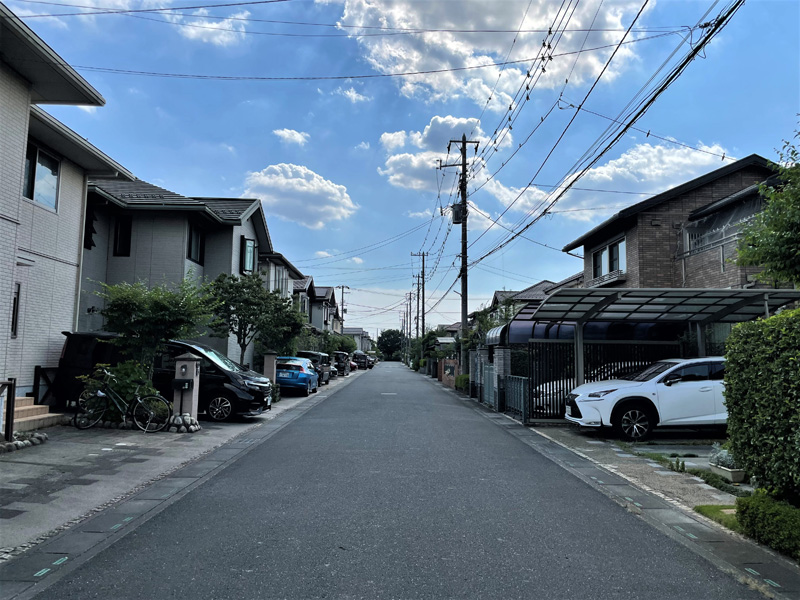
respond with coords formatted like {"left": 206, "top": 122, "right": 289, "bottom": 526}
{"left": 584, "top": 389, "right": 618, "bottom": 400}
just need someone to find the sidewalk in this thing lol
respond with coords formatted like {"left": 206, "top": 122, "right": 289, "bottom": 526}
{"left": 0, "top": 370, "right": 365, "bottom": 558}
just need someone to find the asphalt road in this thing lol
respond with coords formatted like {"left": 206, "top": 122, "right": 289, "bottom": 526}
{"left": 30, "top": 362, "right": 761, "bottom": 600}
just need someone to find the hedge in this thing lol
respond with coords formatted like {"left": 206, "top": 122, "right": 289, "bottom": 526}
{"left": 725, "top": 306, "right": 800, "bottom": 504}
{"left": 736, "top": 492, "right": 800, "bottom": 561}
{"left": 455, "top": 374, "right": 470, "bottom": 392}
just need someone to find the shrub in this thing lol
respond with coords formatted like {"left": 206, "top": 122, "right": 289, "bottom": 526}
{"left": 80, "top": 361, "right": 158, "bottom": 423}
{"left": 455, "top": 374, "right": 470, "bottom": 392}
{"left": 736, "top": 491, "right": 800, "bottom": 561}
{"left": 708, "top": 443, "right": 741, "bottom": 470}
{"left": 724, "top": 307, "right": 800, "bottom": 504}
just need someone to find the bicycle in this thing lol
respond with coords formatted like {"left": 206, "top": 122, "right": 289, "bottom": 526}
{"left": 73, "top": 369, "right": 172, "bottom": 433}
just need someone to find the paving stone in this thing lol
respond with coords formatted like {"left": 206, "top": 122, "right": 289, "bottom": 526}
{"left": 38, "top": 532, "right": 107, "bottom": 555}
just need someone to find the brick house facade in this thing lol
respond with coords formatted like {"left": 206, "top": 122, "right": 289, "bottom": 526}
{"left": 562, "top": 155, "right": 776, "bottom": 290}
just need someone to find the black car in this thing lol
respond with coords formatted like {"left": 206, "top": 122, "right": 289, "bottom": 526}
{"left": 353, "top": 351, "right": 369, "bottom": 370}
{"left": 54, "top": 332, "right": 271, "bottom": 421}
{"left": 333, "top": 351, "right": 351, "bottom": 376}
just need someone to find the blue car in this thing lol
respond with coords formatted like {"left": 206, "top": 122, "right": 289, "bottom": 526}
{"left": 276, "top": 357, "right": 319, "bottom": 397}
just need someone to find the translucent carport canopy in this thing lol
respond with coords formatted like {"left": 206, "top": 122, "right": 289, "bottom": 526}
{"left": 530, "top": 288, "right": 800, "bottom": 325}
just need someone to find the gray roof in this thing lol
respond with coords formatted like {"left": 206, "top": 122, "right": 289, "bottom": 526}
{"left": 293, "top": 276, "right": 313, "bottom": 292}
{"left": 562, "top": 154, "right": 773, "bottom": 252}
{"left": 491, "top": 290, "right": 519, "bottom": 305}
{"left": 512, "top": 280, "right": 555, "bottom": 301}
{"left": 544, "top": 271, "right": 584, "bottom": 294}
{"left": 1, "top": 3, "right": 104, "bottom": 105}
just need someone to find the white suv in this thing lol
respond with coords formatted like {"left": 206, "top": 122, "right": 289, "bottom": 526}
{"left": 564, "top": 357, "right": 726, "bottom": 441}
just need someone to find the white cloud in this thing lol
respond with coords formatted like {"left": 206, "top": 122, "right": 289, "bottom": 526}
{"left": 334, "top": 87, "right": 372, "bottom": 103}
{"left": 315, "top": 250, "right": 333, "bottom": 258}
{"left": 351, "top": 257, "right": 364, "bottom": 264}
{"left": 220, "top": 143, "right": 236, "bottom": 154}
{"left": 273, "top": 129, "right": 310, "bottom": 146}
{"left": 378, "top": 115, "right": 509, "bottom": 191}
{"left": 243, "top": 163, "right": 359, "bottom": 229}
{"left": 176, "top": 9, "right": 250, "bottom": 47}
{"left": 339, "top": 0, "right": 649, "bottom": 110}
{"left": 355, "top": 141, "right": 370, "bottom": 150}
{"left": 407, "top": 209, "right": 432, "bottom": 219}
{"left": 78, "top": 106, "right": 98, "bottom": 115}
{"left": 380, "top": 131, "right": 407, "bottom": 151}
{"left": 497, "top": 142, "right": 731, "bottom": 222}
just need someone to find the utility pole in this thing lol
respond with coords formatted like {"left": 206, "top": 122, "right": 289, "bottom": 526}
{"left": 335, "top": 285, "right": 350, "bottom": 330}
{"left": 411, "top": 251, "right": 427, "bottom": 363}
{"left": 440, "top": 134, "right": 479, "bottom": 373}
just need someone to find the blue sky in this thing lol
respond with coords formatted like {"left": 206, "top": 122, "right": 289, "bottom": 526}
{"left": 12, "top": 0, "right": 799, "bottom": 337}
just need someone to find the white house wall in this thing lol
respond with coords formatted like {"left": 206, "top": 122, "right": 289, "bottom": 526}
{"left": 0, "top": 63, "right": 29, "bottom": 383}
{"left": 78, "top": 209, "right": 112, "bottom": 331}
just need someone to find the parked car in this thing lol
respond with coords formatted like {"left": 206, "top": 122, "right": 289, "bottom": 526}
{"left": 54, "top": 332, "right": 272, "bottom": 421}
{"left": 564, "top": 357, "right": 726, "bottom": 441}
{"left": 350, "top": 360, "right": 358, "bottom": 371}
{"left": 532, "top": 362, "right": 641, "bottom": 412}
{"left": 366, "top": 356, "right": 376, "bottom": 369}
{"left": 276, "top": 357, "right": 319, "bottom": 396}
{"left": 333, "top": 351, "right": 351, "bottom": 376}
{"left": 353, "top": 351, "right": 369, "bottom": 370}
{"left": 330, "top": 365, "right": 338, "bottom": 378}
{"left": 152, "top": 341, "right": 272, "bottom": 421}
{"left": 296, "top": 351, "right": 331, "bottom": 385}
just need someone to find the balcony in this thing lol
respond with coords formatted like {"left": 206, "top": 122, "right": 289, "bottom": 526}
{"left": 586, "top": 269, "right": 627, "bottom": 288}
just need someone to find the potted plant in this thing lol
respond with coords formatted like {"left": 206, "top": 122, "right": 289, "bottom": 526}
{"left": 708, "top": 443, "right": 747, "bottom": 483}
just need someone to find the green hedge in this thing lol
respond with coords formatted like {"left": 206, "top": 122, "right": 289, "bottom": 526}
{"left": 736, "top": 492, "right": 800, "bottom": 561}
{"left": 725, "top": 307, "right": 800, "bottom": 503}
{"left": 455, "top": 374, "right": 470, "bottom": 392}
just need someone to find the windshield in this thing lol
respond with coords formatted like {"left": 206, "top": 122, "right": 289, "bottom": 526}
{"left": 619, "top": 361, "right": 675, "bottom": 382}
{"left": 195, "top": 345, "right": 244, "bottom": 373}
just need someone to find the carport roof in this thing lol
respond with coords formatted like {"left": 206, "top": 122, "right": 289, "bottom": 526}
{"left": 530, "top": 288, "right": 800, "bottom": 325}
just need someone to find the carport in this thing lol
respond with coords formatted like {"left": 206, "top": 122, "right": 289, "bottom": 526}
{"left": 478, "top": 288, "right": 800, "bottom": 421}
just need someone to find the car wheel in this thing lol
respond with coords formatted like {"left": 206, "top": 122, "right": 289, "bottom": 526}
{"left": 614, "top": 403, "right": 655, "bottom": 441}
{"left": 207, "top": 394, "right": 235, "bottom": 421}
{"left": 303, "top": 382, "right": 311, "bottom": 397}
{"left": 312, "top": 381, "right": 318, "bottom": 393}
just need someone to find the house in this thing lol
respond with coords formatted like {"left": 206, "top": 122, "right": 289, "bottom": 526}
{"left": 343, "top": 327, "right": 373, "bottom": 352}
{"left": 561, "top": 154, "right": 776, "bottom": 289}
{"left": 292, "top": 276, "right": 316, "bottom": 325}
{"left": 1, "top": 5, "right": 133, "bottom": 394}
{"left": 79, "top": 178, "right": 273, "bottom": 367}
{"left": 311, "top": 287, "right": 340, "bottom": 333}
{"left": 259, "top": 251, "right": 304, "bottom": 302}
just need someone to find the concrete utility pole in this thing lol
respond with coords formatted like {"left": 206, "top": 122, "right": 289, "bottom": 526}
{"left": 411, "top": 252, "right": 427, "bottom": 363}
{"left": 440, "top": 134, "right": 479, "bottom": 373}
{"left": 335, "top": 285, "right": 349, "bottom": 329}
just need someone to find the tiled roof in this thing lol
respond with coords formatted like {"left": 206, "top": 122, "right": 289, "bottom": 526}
{"left": 492, "top": 290, "right": 519, "bottom": 305}
{"left": 197, "top": 198, "right": 259, "bottom": 222}
{"left": 293, "top": 276, "right": 313, "bottom": 292}
{"left": 90, "top": 179, "right": 196, "bottom": 205}
{"left": 512, "top": 280, "right": 555, "bottom": 301}
{"left": 544, "top": 272, "right": 584, "bottom": 294}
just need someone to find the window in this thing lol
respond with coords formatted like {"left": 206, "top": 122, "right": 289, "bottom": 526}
{"left": 23, "top": 144, "right": 60, "bottom": 210}
{"left": 187, "top": 223, "right": 205, "bottom": 265}
{"left": 671, "top": 364, "right": 710, "bottom": 383}
{"left": 709, "top": 362, "right": 725, "bottom": 381}
{"left": 592, "top": 238, "right": 625, "bottom": 278}
{"left": 10, "top": 283, "right": 21, "bottom": 337}
{"left": 240, "top": 236, "right": 256, "bottom": 273}
{"left": 113, "top": 216, "right": 132, "bottom": 257}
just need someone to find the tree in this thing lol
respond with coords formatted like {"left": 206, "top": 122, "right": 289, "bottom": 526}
{"left": 737, "top": 131, "right": 800, "bottom": 285}
{"left": 377, "top": 329, "right": 404, "bottom": 361}
{"left": 259, "top": 292, "right": 306, "bottom": 356}
{"left": 98, "top": 278, "right": 212, "bottom": 374}
{"left": 208, "top": 273, "right": 274, "bottom": 364}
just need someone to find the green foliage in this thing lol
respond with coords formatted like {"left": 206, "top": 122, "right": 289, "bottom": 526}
{"left": 694, "top": 505, "right": 743, "bottom": 534}
{"left": 737, "top": 131, "right": 800, "bottom": 285}
{"left": 455, "top": 374, "right": 470, "bottom": 392}
{"left": 725, "top": 306, "right": 800, "bottom": 503}
{"left": 98, "top": 279, "right": 212, "bottom": 373}
{"left": 377, "top": 329, "right": 404, "bottom": 360}
{"left": 80, "top": 361, "right": 158, "bottom": 423}
{"left": 736, "top": 491, "right": 800, "bottom": 561}
{"left": 685, "top": 468, "right": 753, "bottom": 498}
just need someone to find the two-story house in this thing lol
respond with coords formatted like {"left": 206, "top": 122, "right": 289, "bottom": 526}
{"left": 292, "top": 276, "right": 316, "bottom": 325}
{"left": 1, "top": 6, "right": 133, "bottom": 394}
{"left": 561, "top": 154, "right": 776, "bottom": 290}
{"left": 79, "top": 178, "right": 273, "bottom": 367}
{"left": 343, "top": 327, "right": 373, "bottom": 352}
{"left": 311, "top": 287, "right": 340, "bottom": 333}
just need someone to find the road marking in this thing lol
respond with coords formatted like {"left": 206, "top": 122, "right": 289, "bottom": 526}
{"left": 110, "top": 523, "right": 123, "bottom": 530}
{"left": 33, "top": 569, "right": 50, "bottom": 577}
{"left": 52, "top": 557, "right": 68, "bottom": 565}
{"left": 764, "top": 579, "right": 781, "bottom": 588}
{"left": 745, "top": 568, "right": 760, "bottom": 576}
{"left": 123, "top": 517, "right": 133, "bottom": 522}
{"left": 380, "top": 393, "right": 397, "bottom": 396}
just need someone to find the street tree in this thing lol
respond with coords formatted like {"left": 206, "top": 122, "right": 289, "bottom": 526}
{"left": 259, "top": 292, "right": 307, "bottom": 356}
{"left": 208, "top": 273, "right": 275, "bottom": 364}
{"left": 737, "top": 132, "right": 800, "bottom": 285}
{"left": 98, "top": 278, "right": 212, "bottom": 374}
{"left": 377, "top": 329, "right": 404, "bottom": 361}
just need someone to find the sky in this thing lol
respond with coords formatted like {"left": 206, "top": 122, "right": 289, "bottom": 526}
{"left": 10, "top": 0, "right": 799, "bottom": 339}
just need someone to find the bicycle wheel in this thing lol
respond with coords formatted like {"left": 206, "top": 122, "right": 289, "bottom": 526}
{"left": 132, "top": 395, "right": 172, "bottom": 432}
{"left": 73, "top": 394, "right": 108, "bottom": 429}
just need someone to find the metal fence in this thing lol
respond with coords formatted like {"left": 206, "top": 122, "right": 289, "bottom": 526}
{"left": 481, "top": 364, "right": 495, "bottom": 409}
{"left": 505, "top": 375, "right": 528, "bottom": 421}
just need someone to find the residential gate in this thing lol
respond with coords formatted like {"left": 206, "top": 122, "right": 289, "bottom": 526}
{"left": 527, "top": 340, "right": 683, "bottom": 419}
{"left": 505, "top": 375, "right": 528, "bottom": 422}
